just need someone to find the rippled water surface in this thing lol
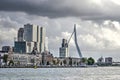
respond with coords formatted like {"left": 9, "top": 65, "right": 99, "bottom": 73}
{"left": 0, "top": 67, "right": 120, "bottom": 80}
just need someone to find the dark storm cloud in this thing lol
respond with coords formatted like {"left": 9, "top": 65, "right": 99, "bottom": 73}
{"left": 0, "top": 0, "right": 73, "bottom": 18}
{"left": 1, "top": 0, "right": 120, "bottom": 20}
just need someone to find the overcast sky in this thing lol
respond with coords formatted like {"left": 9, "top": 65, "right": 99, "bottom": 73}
{"left": 0, "top": 0, "right": 120, "bottom": 61}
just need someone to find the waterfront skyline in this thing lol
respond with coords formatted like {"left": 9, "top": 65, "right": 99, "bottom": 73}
{"left": 0, "top": 0, "right": 120, "bottom": 61}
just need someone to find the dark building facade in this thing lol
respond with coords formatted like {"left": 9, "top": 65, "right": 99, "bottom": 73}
{"left": 2, "top": 46, "right": 11, "bottom": 52}
{"left": 14, "top": 41, "right": 26, "bottom": 53}
{"left": 59, "top": 39, "right": 68, "bottom": 57}
{"left": 17, "top": 28, "right": 24, "bottom": 41}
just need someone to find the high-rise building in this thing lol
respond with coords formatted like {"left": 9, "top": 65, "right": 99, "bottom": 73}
{"left": 24, "top": 24, "right": 38, "bottom": 42}
{"left": 59, "top": 39, "right": 68, "bottom": 57}
{"left": 17, "top": 28, "right": 24, "bottom": 41}
{"left": 40, "top": 27, "right": 45, "bottom": 53}
{"left": 62, "top": 39, "right": 68, "bottom": 47}
{"left": 14, "top": 23, "right": 46, "bottom": 53}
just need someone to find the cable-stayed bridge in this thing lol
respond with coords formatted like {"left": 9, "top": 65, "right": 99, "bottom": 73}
{"left": 67, "top": 24, "right": 82, "bottom": 58}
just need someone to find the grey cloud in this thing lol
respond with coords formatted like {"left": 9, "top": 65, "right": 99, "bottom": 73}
{"left": 0, "top": 0, "right": 72, "bottom": 18}
{"left": 1, "top": 0, "right": 120, "bottom": 20}
{"left": 0, "top": 14, "right": 19, "bottom": 49}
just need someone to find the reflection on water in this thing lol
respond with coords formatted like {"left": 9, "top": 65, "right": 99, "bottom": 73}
{"left": 0, "top": 67, "right": 120, "bottom": 80}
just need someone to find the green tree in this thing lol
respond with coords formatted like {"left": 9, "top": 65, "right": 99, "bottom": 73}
{"left": 47, "top": 61, "right": 50, "bottom": 65}
{"left": 3, "top": 54, "right": 8, "bottom": 65}
{"left": 77, "top": 62, "right": 79, "bottom": 66}
{"left": 81, "top": 57, "right": 87, "bottom": 64}
{"left": 73, "top": 61, "right": 76, "bottom": 66}
{"left": 17, "top": 61, "right": 20, "bottom": 66}
{"left": 52, "top": 59, "right": 59, "bottom": 65}
{"left": 31, "top": 58, "right": 35, "bottom": 66}
{"left": 52, "top": 59, "right": 56, "bottom": 65}
{"left": 63, "top": 59, "right": 67, "bottom": 65}
{"left": 60, "top": 62, "right": 62, "bottom": 66}
{"left": 87, "top": 57, "right": 95, "bottom": 65}
{"left": 56, "top": 59, "right": 60, "bottom": 65}
{"left": 8, "top": 60, "right": 14, "bottom": 66}
{"left": 69, "top": 57, "right": 72, "bottom": 66}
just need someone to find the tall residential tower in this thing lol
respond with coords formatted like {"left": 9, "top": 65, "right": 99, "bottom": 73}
{"left": 40, "top": 27, "right": 46, "bottom": 53}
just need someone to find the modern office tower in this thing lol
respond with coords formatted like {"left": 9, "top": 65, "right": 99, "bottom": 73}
{"left": 37, "top": 26, "right": 40, "bottom": 42}
{"left": 17, "top": 28, "right": 24, "bottom": 41}
{"left": 14, "top": 23, "right": 46, "bottom": 53}
{"left": 23, "top": 23, "right": 40, "bottom": 53}
{"left": 24, "top": 24, "right": 38, "bottom": 42}
{"left": 59, "top": 39, "right": 68, "bottom": 57}
{"left": 39, "top": 27, "right": 45, "bottom": 53}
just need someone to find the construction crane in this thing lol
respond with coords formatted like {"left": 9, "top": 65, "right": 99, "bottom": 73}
{"left": 67, "top": 24, "right": 83, "bottom": 58}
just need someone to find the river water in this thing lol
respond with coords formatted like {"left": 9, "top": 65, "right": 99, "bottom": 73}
{"left": 0, "top": 67, "right": 120, "bottom": 80}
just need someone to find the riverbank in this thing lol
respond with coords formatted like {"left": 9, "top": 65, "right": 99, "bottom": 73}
{"left": 0, "top": 65, "right": 95, "bottom": 68}
{"left": 1, "top": 65, "right": 119, "bottom": 68}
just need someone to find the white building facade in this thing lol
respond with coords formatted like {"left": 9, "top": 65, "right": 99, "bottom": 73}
{"left": 24, "top": 24, "right": 38, "bottom": 42}
{"left": 39, "top": 27, "right": 45, "bottom": 53}
{"left": 13, "top": 54, "right": 42, "bottom": 66}
{"left": 24, "top": 24, "right": 45, "bottom": 53}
